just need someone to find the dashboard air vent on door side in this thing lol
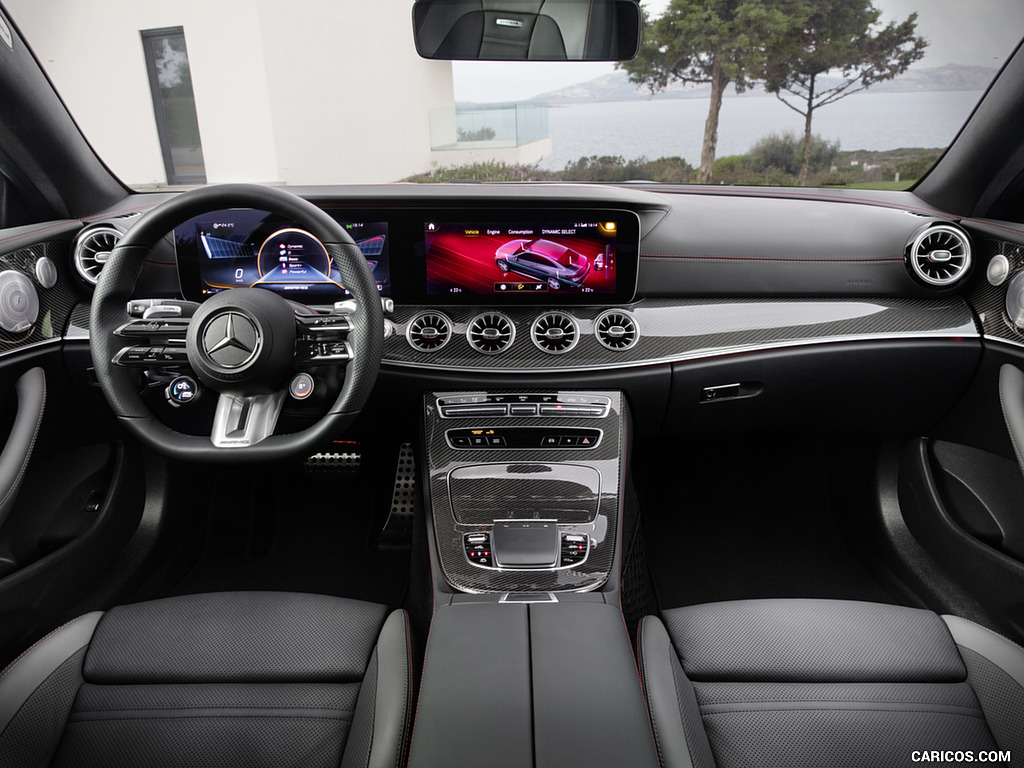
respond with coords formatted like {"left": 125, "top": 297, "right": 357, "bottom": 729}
{"left": 594, "top": 309, "right": 638, "bottom": 351}
{"left": 73, "top": 226, "right": 122, "bottom": 285}
{"left": 907, "top": 224, "right": 972, "bottom": 287}
{"left": 467, "top": 312, "right": 515, "bottom": 354}
{"left": 406, "top": 312, "right": 452, "bottom": 352}
{"left": 531, "top": 311, "right": 579, "bottom": 354}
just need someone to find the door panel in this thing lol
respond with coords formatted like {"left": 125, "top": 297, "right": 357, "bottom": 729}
{"left": 0, "top": 228, "right": 146, "bottom": 665}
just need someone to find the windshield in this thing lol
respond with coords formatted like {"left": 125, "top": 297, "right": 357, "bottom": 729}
{"left": 5, "top": 0, "right": 1023, "bottom": 190}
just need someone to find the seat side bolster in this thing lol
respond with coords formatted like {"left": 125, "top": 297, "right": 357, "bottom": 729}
{"left": 0, "top": 612, "right": 103, "bottom": 735}
{"left": 639, "top": 615, "right": 711, "bottom": 768}
{"left": 943, "top": 615, "right": 1024, "bottom": 753}
{"left": 943, "top": 616, "right": 1024, "bottom": 689}
{"left": 367, "top": 609, "right": 412, "bottom": 768}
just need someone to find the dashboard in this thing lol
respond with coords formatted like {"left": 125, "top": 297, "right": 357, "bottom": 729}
{"left": 0, "top": 180, "right": 1016, "bottom": 447}
{"left": 42, "top": 183, "right": 1011, "bottom": 393}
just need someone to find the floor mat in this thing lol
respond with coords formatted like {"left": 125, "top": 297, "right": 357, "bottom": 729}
{"left": 161, "top": 459, "right": 410, "bottom": 608}
{"left": 637, "top": 435, "right": 898, "bottom": 611}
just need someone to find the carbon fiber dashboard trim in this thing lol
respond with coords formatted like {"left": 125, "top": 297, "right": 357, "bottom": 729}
{"left": 965, "top": 236, "right": 1024, "bottom": 348}
{"left": 424, "top": 390, "right": 623, "bottom": 593}
{"left": 384, "top": 298, "right": 977, "bottom": 373}
{"left": 0, "top": 241, "right": 79, "bottom": 356}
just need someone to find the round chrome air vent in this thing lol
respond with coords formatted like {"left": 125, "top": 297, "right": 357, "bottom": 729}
{"left": 594, "top": 309, "right": 638, "bottom": 351}
{"left": 907, "top": 224, "right": 971, "bottom": 287}
{"left": 405, "top": 311, "right": 452, "bottom": 352}
{"left": 531, "top": 311, "right": 579, "bottom": 354}
{"left": 73, "top": 226, "right": 122, "bottom": 285}
{"left": 467, "top": 312, "right": 515, "bottom": 355}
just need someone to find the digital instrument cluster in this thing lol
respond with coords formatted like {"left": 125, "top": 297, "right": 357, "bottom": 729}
{"left": 175, "top": 207, "right": 639, "bottom": 305}
{"left": 174, "top": 209, "right": 390, "bottom": 303}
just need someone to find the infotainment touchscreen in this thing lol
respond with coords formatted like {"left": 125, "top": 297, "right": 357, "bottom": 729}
{"left": 174, "top": 209, "right": 390, "bottom": 302}
{"left": 424, "top": 219, "right": 625, "bottom": 298}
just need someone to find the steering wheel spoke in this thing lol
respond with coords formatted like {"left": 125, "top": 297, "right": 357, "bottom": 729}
{"left": 211, "top": 391, "right": 288, "bottom": 448}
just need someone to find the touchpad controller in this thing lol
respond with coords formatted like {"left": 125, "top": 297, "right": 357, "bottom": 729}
{"left": 491, "top": 521, "right": 560, "bottom": 568}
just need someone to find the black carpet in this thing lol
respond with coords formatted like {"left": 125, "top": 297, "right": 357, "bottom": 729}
{"left": 637, "top": 434, "right": 898, "bottom": 610}
{"left": 141, "top": 459, "right": 410, "bottom": 608}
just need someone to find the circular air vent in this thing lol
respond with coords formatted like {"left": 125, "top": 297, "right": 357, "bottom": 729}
{"left": 594, "top": 309, "right": 638, "bottom": 351}
{"left": 405, "top": 312, "right": 452, "bottom": 352}
{"left": 466, "top": 312, "right": 515, "bottom": 355}
{"left": 531, "top": 311, "right": 579, "bottom": 354}
{"left": 73, "top": 226, "right": 122, "bottom": 285}
{"left": 907, "top": 224, "right": 971, "bottom": 287}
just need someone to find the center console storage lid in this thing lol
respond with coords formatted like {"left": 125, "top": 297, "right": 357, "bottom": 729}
{"left": 408, "top": 601, "right": 658, "bottom": 768}
{"left": 408, "top": 603, "right": 533, "bottom": 768}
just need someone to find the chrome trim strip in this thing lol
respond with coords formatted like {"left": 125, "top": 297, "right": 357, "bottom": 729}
{"left": 499, "top": 592, "right": 558, "bottom": 603}
{"left": 0, "top": 338, "right": 62, "bottom": 358}
{"left": 382, "top": 331, "right": 981, "bottom": 374}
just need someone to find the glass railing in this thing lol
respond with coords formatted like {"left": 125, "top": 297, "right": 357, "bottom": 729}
{"left": 430, "top": 103, "right": 549, "bottom": 150}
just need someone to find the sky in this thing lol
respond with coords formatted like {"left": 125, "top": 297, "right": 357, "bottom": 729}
{"left": 452, "top": 0, "right": 1024, "bottom": 102}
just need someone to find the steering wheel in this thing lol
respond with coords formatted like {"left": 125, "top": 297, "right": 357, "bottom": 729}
{"left": 90, "top": 184, "right": 383, "bottom": 464}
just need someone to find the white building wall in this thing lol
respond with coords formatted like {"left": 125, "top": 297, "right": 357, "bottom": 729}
{"left": 255, "top": 0, "right": 456, "bottom": 184}
{"left": 6, "top": 0, "right": 455, "bottom": 186}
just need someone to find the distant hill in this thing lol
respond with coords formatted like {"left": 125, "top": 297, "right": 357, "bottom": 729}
{"left": 522, "top": 64, "right": 995, "bottom": 105}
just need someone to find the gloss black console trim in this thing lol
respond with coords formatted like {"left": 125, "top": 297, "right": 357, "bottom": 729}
{"left": 423, "top": 389, "right": 624, "bottom": 593}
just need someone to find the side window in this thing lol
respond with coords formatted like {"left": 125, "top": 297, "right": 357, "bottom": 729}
{"left": 140, "top": 27, "right": 206, "bottom": 185}
{"left": 517, "top": 254, "right": 545, "bottom": 267}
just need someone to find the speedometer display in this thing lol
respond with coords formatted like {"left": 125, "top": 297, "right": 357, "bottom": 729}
{"left": 174, "top": 209, "right": 390, "bottom": 302}
{"left": 255, "top": 228, "right": 334, "bottom": 287}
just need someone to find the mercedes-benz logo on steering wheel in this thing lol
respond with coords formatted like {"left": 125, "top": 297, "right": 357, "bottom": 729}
{"left": 202, "top": 311, "right": 261, "bottom": 369}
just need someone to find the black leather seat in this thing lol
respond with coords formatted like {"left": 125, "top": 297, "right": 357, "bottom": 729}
{"left": 639, "top": 599, "right": 1024, "bottom": 768}
{"left": 0, "top": 592, "right": 411, "bottom": 768}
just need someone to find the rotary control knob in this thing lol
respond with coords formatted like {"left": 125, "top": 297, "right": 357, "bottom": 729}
{"left": 0, "top": 270, "right": 39, "bottom": 333}
{"left": 165, "top": 375, "right": 200, "bottom": 407}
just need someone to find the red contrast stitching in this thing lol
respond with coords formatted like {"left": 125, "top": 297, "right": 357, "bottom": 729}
{"left": 0, "top": 221, "right": 81, "bottom": 247}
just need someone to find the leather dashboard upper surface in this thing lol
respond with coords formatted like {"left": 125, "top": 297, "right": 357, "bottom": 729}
{"left": 638, "top": 192, "right": 954, "bottom": 298}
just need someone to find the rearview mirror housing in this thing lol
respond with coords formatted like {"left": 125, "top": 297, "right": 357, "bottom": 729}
{"left": 412, "top": 0, "right": 641, "bottom": 61}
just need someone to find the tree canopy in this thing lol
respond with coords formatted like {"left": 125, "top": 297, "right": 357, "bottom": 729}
{"left": 765, "top": 0, "right": 927, "bottom": 184}
{"left": 619, "top": 0, "right": 804, "bottom": 182}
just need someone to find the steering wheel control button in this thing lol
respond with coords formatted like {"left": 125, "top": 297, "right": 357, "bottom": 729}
{"left": 156, "top": 346, "right": 189, "bottom": 364}
{"left": 166, "top": 376, "right": 200, "bottom": 407}
{"left": 0, "top": 270, "right": 39, "bottom": 332}
{"left": 116, "top": 317, "right": 192, "bottom": 337}
{"left": 289, "top": 373, "right": 315, "bottom": 400}
{"left": 202, "top": 311, "right": 261, "bottom": 370}
{"left": 301, "top": 316, "right": 352, "bottom": 335}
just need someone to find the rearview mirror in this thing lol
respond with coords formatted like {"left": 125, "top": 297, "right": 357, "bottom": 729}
{"left": 412, "top": 0, "right": 641, "bottom": 61}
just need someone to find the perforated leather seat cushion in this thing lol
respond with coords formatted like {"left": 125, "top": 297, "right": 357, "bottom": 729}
{"left": 0, "top": 592, "right": 411, "bottom": 768}
{"left": 641, "top": 599, "right": 1024, "bottom": 768}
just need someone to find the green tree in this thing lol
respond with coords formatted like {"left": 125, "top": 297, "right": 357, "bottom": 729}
{"left": 747, "top": 131, "right": 839, "bottom": 176}
{"left": 618, "top": 0, "right": 803, "bottom": 183}
{"left": 764, "top": 1, "right": 926, "bottom": 185}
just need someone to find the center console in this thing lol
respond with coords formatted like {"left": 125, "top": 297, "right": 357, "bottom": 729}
{"left": 422, "top": 389, "right": 625, "bottom": 593}
{"left": 408, "top": 389, "right": 658, "bottom": 767}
